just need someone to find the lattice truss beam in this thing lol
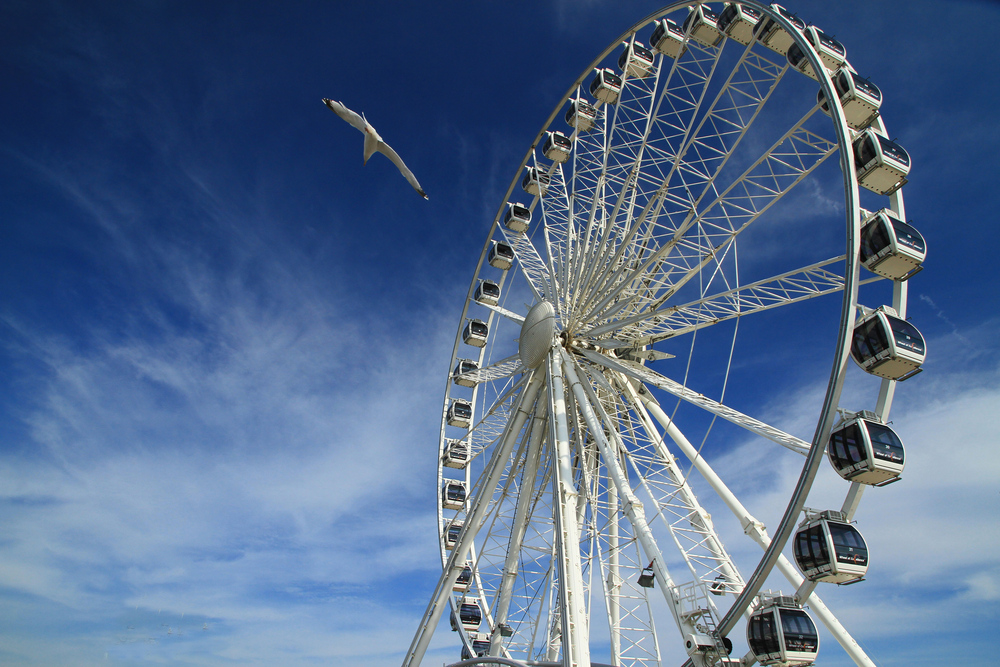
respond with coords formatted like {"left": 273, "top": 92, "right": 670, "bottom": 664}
{"left": 587, "top": 255, "right": 851, "bottom": 343}
{"left": 554, "top": 46, "right": 797, "bottom": 334}
{"left": 576, "top": 112, "right": 840, "bottom": 336}
{"left": 579, "top": 348, "right": 811, "bottom": 455}
{"left": 579, "top": 361, "right": 745, "bottom": 595}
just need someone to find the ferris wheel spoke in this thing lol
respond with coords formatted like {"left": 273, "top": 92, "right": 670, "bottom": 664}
{"left": 577, "top": 105, "right": 838, "bottom": 330}
{"left": 583, "top": 254, "right": 861, "bottom": 342}
{"left": 501, "top": 225, "right": 555, "bottom": 306}
{"left": 457, "top": 353, "right": 525, "bottom": 387}
{"left": 479, "top": 302, "right": 527, "bottom": 325}
{"left": 567, "top": 41, "right": 724, "bottom": 322}
{"left": 579, "top": 362, "right": 745, "bottom": 596}
{"left": 564, "top": 37, "right": 685, "bottom": 316}
{"left": 576, "top": 43, "right": 788, "bottom": 319}
{"left": 578, "top": 347, "right": 811, "bottom": 455}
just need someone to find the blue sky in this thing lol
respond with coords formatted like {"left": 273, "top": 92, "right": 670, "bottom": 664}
{"left": 1, "top": 1, "right": 998, "bottom": 665}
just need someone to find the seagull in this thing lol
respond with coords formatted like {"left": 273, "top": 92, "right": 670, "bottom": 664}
{"left": 322, "top": 98, "right": 428, "bottom": 200}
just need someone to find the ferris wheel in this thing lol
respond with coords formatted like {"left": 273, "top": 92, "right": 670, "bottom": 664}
{"left": 404, "top": 2, "right": 926, "bottom": 666}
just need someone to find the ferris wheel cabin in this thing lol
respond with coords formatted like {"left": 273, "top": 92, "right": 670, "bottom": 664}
{"left": 618, "top": 40, "right": 655, "bottom": 78}
{"left": 590, "top": 68, "right": 623, "bottom": 104}
{"left": 543, "top": 131, "right": 573, "bottom": 163}
{"left": 522, "top": 166, "right": 551, "bottom": 197}
{"left": 566, "top": 98, "right": 598, "bottom": 132}
{"left": 457, "top": 598, "right": 482, "bottom": 631}
{"left": 453, "top": 562, "right": 473, "bottom": 592}
{"left": 747, "top": 597, "right": 819, "bottom": 666}
{"left": 754, "top": 4, "right": 805, "bottom": 56}
{"left": 442, "top": 480, "right": 468, "bottom": 510}
{"left": 717, "top": 3, "right": 763, "bottom": 45}
{"left": 443, "top": 438, "right": 471, "bottom": 469}
{"left": 828, "top": 413, "right": 905, "bottom": 485}
{"left": 453, "top": 359, "right": 479, "bottom": 387}
{"left": 853, "top": 129, "right": 911, "bottom": 195}
{"left": 787, "top": 26, "right": 846, "bottom": 80}
{"left": 447, "top": 399, "right": 473, "bottom": 428}
{"left": 444, "top": 519, "right": 463, "bottom": 550}
{"left": 682, "top": 5, "right": 724, "bottom": 47}
{"left": 504, "top": 202, "right": 532, "bottom": 233}
{"left": 818, "top": 67, "right": 882, "bottom": 130}
{"left": 463, "top": 318, "right": 489, "bottom": 348}
{"left": 488, "top": 240, "right": 515, "bottom": 270}
{"left": 794, "top": 511, "right": 869, "bottom": 584}
{"left": 860, "top": 208, "right": 926, "bottom": 281}
{"left": 650, "top": 17, "right": 686, "bottom": 57}
{"left": 851, "top": 306, "right": 926, "bottom": 381}
{"left": 461, "top": 633, "right": 491, "bottom": 660}
{"left": 475, "top": 279, "right": 501, "bottom": 306}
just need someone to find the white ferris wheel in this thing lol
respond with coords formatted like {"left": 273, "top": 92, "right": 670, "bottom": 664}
{"left": 404, "top": 2, "right": 927, "bottom": 667}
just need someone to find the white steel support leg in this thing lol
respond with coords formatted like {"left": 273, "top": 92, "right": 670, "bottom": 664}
{"left": 547, "top": 348, "right": 591, "bottom": 667}
{"left": 558, "top": 349, "right": 702, "bottom": 656}
{"left": 402, "top": 371, "right": 544, "bottom": 667}
{"left": 638, "top": 389, "right": 877, "bottom": 667}
{"left": 491, "top": 391, "right": 549, "bottom": 656}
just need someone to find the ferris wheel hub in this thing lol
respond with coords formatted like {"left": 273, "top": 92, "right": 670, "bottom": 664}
{"left": 518, "top": 300, "right": 557, "bottom": 369}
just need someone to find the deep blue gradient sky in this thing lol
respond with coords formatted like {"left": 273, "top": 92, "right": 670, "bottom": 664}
{"left": 1, "top": 1, "right": 999, "bottom": 666}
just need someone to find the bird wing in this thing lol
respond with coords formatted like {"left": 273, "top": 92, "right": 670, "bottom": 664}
{"left": 322, "top": 98, "right": 368, "bottom": 133}
{"left": 376, "top": 140, "right": 429, "bottom": 200}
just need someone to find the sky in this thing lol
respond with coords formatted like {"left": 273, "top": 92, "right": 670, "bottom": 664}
{"left": 1, "top": 1, "right": 999, "bottom": 666}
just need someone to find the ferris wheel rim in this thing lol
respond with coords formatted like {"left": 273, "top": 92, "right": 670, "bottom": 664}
{"left": 426, "top": 2, "right": 913, "bottom": 665}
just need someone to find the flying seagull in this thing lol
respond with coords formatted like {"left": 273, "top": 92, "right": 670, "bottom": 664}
{"left": 322, "top": 98, "right": 428, "bottom": 200}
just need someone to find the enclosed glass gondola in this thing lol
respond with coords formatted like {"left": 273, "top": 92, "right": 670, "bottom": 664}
{"left": 828, "top": 412, "right": 905, "bottom": 485}
{"left": 717, "top": 3, "right": 762, "bottom": 45}
{"left": 461, "top": 633, "right": 491, "bottom": 660}
{"left": 589, "top": 68, "right": 623, "bottom": 104}
{"left": 859, "top": 208, "right": 926, "bottom": 281}
{"left": 565, "top": 98, "right": 598, "bottom": 132}
{"left": 444, "top": 519, "right": 463, "bottom": 550}
{"left": 617, "top": 40, "right": 655, "bottom": 78}
{"left": 447, "top": 399, "right": 473, "bottom": 428}
{"left": 521, "top": 166, "right": 550, "bottom": 197}
{"left": 682, "top": 4, "right": 723, "bottom": 47}
{"left": 747, "top": 597, "right": 819, "bottom": 666}
{"left": 794, "top": 511, "right": 869, "bottom": 584}
{"left": 452, "top": 359, "right": 479, "bottom": 387}
{"left": 442, "top": 480, "right": 467, "bottom": 510}
{"left": 542, "top": 131, "right": 572, "bottom": 163}
{"left": 754, "top": 3, "right": 805, "bottom": 56}
{"left": 453, "top": 562, "right": 473, "bottom": 592}
{"left": 650, "top": 17, "right": 686, "bottom": 57}
{"left": 787, "top": 26, "right": 846, "bottom": 80}
{"left": 818, "top": 67, "right": 882, "bottom": 130}
{"left": 463, "top": 318, "right": 489, "bottom": 348}
{"left": 503, "top": 202, "right": 531, "bottom": 233}
{"left": 853, "top": 129, "right": 911, "bottom": 196}
{"left": 851, "top": 306, "right": 926, "bottom": 380}
{"left": 487, "top": 240, "right": 514, "bottom": 270}
{"left": 458, "top": 598, "right": 482, "bottom": 631}
{"left": 474, "top": 279, "right": 501, "bottom": 306}
{"left": 443, "top": 438, "right": 471, "bottom": 469}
